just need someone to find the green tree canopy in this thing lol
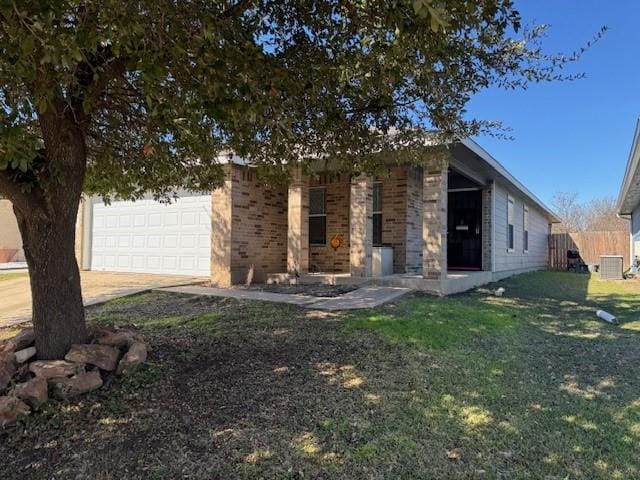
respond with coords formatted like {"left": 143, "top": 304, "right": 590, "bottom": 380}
{"left": 1, "top": 0, "right": 599, "bottom": 201}
{"left": 0, "top": 0, "right": 602, "bottom": 358}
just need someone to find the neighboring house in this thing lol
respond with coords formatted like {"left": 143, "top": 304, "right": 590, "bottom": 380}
{"left": 617, "top": 118, "right": 640, "bottom": 271}
{"left": 69, "top": 137, "right": 558, "bottom": 294}
{"left": 0, "top": 199, "right": 24, "bottom": 263}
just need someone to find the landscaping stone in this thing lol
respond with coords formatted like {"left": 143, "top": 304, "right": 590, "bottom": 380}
{"left": 13, "top": 363, "right": 30, "bottom": 382}
{"left": 0, "top": 352, "right": 17, "bottom": 393}
{"left": 65, "top": 344, "right": 120, "bottom": 371}
{"left": 29, "top": 360, "right": 80, "bottom": 379}
{"left": 97, "top": 330, "right": 136, "bottom": 348}
{"left": 1, "top": 328, "right": 35, "bottom": 353}
{"left": 14, "top": 346, "right": 36, "bottom": 364}
{"left": 50, "top": 370, "right": 103, "bottom": 399}
{"left": 116, "top": 342, "right": 148, "bottom": 375}
{"left": 13, "top": 376, "right": 47, "bottom": 409}
{"left": 0, "top": 395, "right": 30, "bottom": 427}
{"left": 14, "top": 328, "right": 35, "bottom": 349}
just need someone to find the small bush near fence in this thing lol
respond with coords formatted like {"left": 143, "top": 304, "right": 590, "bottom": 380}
{"left": 548, "top": 230, "right": 629, "bottom": 270}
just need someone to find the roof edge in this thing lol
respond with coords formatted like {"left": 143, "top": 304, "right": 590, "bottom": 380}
{"left": 616, "top": 118, "right": 640, "bottom": 215}
{"left": 460, "top": 138, "right": 560, "bottom": 223}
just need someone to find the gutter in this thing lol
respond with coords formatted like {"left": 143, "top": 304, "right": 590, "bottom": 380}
{"left": 617, "top": 118, "right": 640, "bottom": 215}
{"left": 460, "top": 138, "right": 560, "bottom": 223}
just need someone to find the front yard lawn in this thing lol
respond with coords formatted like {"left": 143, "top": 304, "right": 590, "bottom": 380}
{"left": 2, "top": 271, "right": 640, "bottom": 479}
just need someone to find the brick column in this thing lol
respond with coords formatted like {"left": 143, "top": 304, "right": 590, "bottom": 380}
{"left": 422, "top": 168, "right": 448, "bottom": 279}
{"left": 349, "top": 175, "right": 373, "bottom": 277}
{"left": 482, "top": 182, "right": 493, "bottom": 272}
{"left": 211, "top": 165, "right": 233, "bottom": 287}
{"left": 287, "top": 168, "right": 309, "bottom": 276}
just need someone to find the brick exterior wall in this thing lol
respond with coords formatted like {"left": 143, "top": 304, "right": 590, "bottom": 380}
{"left": 349, "top": 175, "right": 373, "bottom": 277}
{"left": 307, "top": 166, "right": 424, "bottom": 274}
{"left": 405, "top": 166, "right": 424, "bottom": 273}
{"left": 211, "top": 164, "right": 288, "bottom": 285}
{"left": 482, "top": 183, "right": 493, "bottom": 271}
{"left": 309, "top": 174, "right": 351, "bottom": 273}
{"left": 287, "top": 168, "right": 309, "bottom": 275}
{"left": 375, "top": 166, "right": 407, "bottom": 273}
{"left": 422, "top": 167, "right": 448, "bottom": 279}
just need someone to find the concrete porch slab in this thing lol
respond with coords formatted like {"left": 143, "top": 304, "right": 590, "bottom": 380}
{"left": 157, "top": 285, "right": 321, "bottom": 306}
{"left": 156, "top": 285, "right": 412, "bottom": 311}
{"left": 307, "top": 286, "right": 411, "bottom": 311}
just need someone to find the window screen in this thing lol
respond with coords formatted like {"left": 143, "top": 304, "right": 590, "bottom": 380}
{"left": 507, "top": 195, "right": 515, "bottom": 251}
{"left": 373, "top": 183, "right": 383, "bottom": 245}
{"left": 523, "top": 206, "right": 529, "bottom": 252}
{"left": 309, "top": 188, "right": 326, "bottom": 244}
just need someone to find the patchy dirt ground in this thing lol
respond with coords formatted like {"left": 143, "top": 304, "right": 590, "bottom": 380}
{"left": 2, "top": 272, "right": 640, "bottom": 479}
{"left": 251, "top": 283, "right": 359, "bottom": 297}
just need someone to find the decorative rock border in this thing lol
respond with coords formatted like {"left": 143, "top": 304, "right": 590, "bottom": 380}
{"left": 0, "top": 327, "right": 149, "bottom": 428}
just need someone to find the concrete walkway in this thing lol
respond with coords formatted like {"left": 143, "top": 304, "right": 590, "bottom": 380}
{"left": 0, "top": 271, "right": 204, "bottom": 329}
{"left": 0, "top": 262, "right": 27, "bottom": 271}
{"left": 156, "top": 285, "right": 411, "bottom": 310}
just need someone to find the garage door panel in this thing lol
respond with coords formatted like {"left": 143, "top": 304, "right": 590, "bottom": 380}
{"left": 90, "top": 194, "right": 211, "bottom": 276}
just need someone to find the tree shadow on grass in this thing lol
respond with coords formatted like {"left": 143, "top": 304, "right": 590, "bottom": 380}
{"left": 3, "top": 271, "right": 640, "bottom": 479}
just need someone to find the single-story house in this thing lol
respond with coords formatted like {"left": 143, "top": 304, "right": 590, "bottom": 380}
{"left": 617, "top": 118, "right": 640, "bottom": 271}
{"left": 68, "top": 137, "right": 557, "bottom": 294}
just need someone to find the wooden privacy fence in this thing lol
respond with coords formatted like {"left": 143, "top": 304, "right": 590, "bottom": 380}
{"left": 548, "top": 231, "right": 630, "bottom": 270}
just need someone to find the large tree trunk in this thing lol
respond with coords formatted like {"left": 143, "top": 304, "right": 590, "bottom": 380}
{"left": 9, "top": 113, "right": 90, "bottom": 360}
{"left": 14, "top": 203, "right": 88, "bottom": 360}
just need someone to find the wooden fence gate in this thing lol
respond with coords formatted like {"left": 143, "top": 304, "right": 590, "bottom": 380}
{"left": 548, "top": 231, "right": 630, "bottom": 270}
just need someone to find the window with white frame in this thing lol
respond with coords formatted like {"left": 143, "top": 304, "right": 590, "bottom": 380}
{"left": 523, "top": 205, "right": 529, "bottom": 253}
{"left": 372, "top": 182, "right": 383, "bottom": 246}
{"left": 309, "top": 187, "right": 326, "bottom": 245}
{"left": 507, "top": 195, "right": 515, "bottom": 251}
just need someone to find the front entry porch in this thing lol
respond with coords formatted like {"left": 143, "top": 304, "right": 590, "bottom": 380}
{"left": 266, "top": 270, "right": 493, "bottom": 296}
{"left": 210, "top": 150, "right": 495, "bottom": 295}
{"left": 272, "top": 161, "right": 494, "bottom": 295}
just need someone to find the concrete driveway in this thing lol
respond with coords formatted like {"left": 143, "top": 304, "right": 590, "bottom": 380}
{"left": 0, "top": 271, "right": 204, "bottom": 328}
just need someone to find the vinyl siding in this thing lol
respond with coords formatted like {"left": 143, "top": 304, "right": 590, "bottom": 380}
{"left": 493, "top": 181, "right": 549, "bottom": 273}
{"left": 632, "top": 204, "right": 640, "bottom": 237}
{"left": 632, "top": 204, "right": 640, "bottom": 264}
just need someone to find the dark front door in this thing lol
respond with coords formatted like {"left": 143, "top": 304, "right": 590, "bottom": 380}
{"left": 447, "top": 190, "right": 482, "bottom": 270}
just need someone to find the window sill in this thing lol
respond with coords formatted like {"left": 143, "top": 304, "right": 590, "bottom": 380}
{"left": 507, "top": 248, "right": 514, "bottom": 253}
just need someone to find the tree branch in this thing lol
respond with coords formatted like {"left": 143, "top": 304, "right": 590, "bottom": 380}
{"left": 0, "top": 168, "right": 48, "bottom": 218}
{"left": 218, "top": 0, "right": 255, "bottom": 21}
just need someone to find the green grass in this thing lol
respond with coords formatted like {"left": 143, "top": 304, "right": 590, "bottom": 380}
{"left": 345, "top": 295, "right": 518, "bottom": 349}
{"left": 340, "top": 271, "right": 640, "bottom": 479}
{"left": 6, "top": 271, "right": 640, "bottom": 480}
{"left": 87, "top": 291, "right": 221, "bottom": 333}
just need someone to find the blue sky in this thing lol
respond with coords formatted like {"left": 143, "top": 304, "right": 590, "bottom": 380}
{"left": 466, "top": 0, "right": 639, "bottom": 206}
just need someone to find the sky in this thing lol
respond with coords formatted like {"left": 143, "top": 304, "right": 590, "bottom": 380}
{"left": 466, "top": 0, "right": 640, "bottom": 206}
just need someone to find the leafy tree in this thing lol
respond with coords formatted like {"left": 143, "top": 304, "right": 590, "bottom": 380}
{"left": 0, "top": 0, "right": 599, "bottom": 358}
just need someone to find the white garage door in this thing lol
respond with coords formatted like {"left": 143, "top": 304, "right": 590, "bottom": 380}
{"left": 90, "top": 194, "right": 211, "bottom": 276}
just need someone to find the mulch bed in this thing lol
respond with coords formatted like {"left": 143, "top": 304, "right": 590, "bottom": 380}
{"left": 250, "top": 283, "right": 359, "bottom": 297}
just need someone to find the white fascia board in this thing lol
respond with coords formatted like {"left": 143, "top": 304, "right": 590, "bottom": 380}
{"left": 460, "top": 138, "right": 560, "bottom": 223}
{"left": 617, "top": 118, "right": 640, "bottom": 215}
